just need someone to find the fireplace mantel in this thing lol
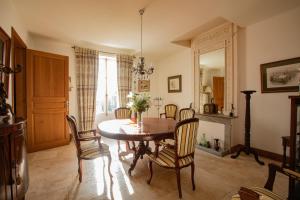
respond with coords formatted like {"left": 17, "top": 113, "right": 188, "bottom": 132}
{"left": 195, "top": 113, "right": 237, "bottom": 156}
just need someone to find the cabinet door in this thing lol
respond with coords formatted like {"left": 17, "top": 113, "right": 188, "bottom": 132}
{"left": 0, "top": 135, "right": 12, "bottom": 200}
{"left": 12, "top": 123, "right": 29, "bottom": 199}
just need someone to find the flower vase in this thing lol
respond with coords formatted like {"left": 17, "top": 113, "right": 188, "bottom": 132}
{"left": 137, "top": 112, "right": 142, "bottom": 126}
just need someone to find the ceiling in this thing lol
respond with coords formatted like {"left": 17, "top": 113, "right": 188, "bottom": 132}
{"left": 12, "top": 0, "right": 300, "bottom": 61}
{"left": 200, "top": 48, "right": 225, "bottom": 69}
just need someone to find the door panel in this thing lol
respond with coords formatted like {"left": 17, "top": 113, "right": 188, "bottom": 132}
{"left": 27, "top": 50, "right": 69, "bottom": 152}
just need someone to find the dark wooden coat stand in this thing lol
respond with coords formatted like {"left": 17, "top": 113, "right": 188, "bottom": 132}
{"left": 231, "top": 90, "right": 265, "bottom": 165}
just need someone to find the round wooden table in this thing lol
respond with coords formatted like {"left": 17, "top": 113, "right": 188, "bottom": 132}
{"left": 98, "top": 117, "right": 177, "bottom": 175}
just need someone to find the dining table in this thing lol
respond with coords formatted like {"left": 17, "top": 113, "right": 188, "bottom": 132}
{"left": 97, "top": 117, "right": 177, "bottom": 175}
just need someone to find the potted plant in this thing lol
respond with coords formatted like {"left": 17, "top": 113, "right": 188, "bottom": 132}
{"left": 127, "top": 92, "right": 151, "bottom": 123}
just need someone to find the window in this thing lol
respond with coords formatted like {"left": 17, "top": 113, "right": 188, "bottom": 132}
{"left": 96, "top": 55, "right": 119, "bottom": 115}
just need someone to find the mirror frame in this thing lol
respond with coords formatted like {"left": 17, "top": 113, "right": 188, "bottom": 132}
{"left": 0, "top": 27, "right": 11, "bottom": 97}
{"left": 192, "top": 22, "right": 238, "bottom": 114}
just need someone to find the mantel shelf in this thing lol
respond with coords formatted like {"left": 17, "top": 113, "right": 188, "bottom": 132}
{"left": 196, "top": 113, "right": 238, "bottom": 120}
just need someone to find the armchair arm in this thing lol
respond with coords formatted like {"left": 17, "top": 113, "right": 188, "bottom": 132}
{"left": 283, "top": 168, "right": 300, "bottom": 181}
{"left": 160, "top": 113, "right": 166, "bottom": 118}
{"left": 78, "top": 129, "right": 97, "bottom": 135}
{"left": 264, "top": 163, "right": 300, "bottom": 191}
{"left": 159, "top": 141, "right": 175, "bottom": 149}
{"left": 78, "top": 136, "right": 101, "bottom": 142}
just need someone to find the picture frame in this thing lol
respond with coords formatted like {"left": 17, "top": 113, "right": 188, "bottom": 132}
{"left": 260, "top": 57, "right": 300, "bottom": 93}
{"left": 138, "top": 80, "right": 150, "bottom": 92}
{"left": 168, "top": 75, "right": 182, "bottom": 93}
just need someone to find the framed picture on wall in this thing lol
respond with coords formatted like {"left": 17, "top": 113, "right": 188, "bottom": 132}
{"left": 168, "top": 75, "right": 182, "bottom": 93}
{"left": 260, "top": 57, "right": 300, "bottom": 93}
{"left": 138, "top": 80, "right": 150, "bottom": 92}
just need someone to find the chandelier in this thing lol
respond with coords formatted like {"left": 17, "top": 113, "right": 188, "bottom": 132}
{"left": 132, "top": 8, "right": 154, "bottom": 80}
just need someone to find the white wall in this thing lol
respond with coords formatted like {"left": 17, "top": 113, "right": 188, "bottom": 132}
{"left": 236, "top": 6, "right": 300, "bottom": 154}
{"left": 0, "top": 0, "right": 30, "bottom": 103}
{"left": 154, "top": 6, "right": 300, "bottom": 154}
{"left": 155, "top": 48, "right": 193, "bottom": 115}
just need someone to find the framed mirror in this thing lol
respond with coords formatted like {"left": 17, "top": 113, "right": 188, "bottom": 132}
{"left": 198, "top": 48, "right": 225, "bottom": 113}
{"left": 192, "top": 23, "right": 238, "bottom": 114}
{"left": 0, "top": 27, "right": 11, "bottom": 97}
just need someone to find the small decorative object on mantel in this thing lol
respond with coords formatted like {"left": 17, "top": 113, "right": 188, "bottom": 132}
{"left": 229, "top": 103, "right": 234, "bottom": 117}
{"left": 260, "top": 57, "right": 300, "bottom": 93}
{"left": 231, "top": 90, "right": 265, "bottom": 165}
{"left": 203, "top": 98, "right": 218, "bottom": 114}
{"left": 127, "top": 92, "right": 151, "bottom": 125}
{"left": 168, "top": 75, "right": 182, "bottom": 93}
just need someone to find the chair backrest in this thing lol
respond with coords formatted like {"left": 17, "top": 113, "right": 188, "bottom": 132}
{"left": 165, "top": 104, "right": 177, "bottom": 119}
{"left": 115, "top": 107, "right": 131, "bottom": 119}
{"left": 179, "top": 108, "right": 195, "bottom": 121}
{"left": 174, "top": 118, "right": 199, "bottom": 158}
{"left": 66, "top": 115, "right": 81, "bottom": 153}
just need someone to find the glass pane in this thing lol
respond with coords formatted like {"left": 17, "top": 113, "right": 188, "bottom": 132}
{"left": 107, "top": 57, "right": 119, "bottom": 112}
{"left": 96, "top": 58, "right": 106, "bottom": 114}
{"left": 199, "top": 48, "right": 225, "bottom": 113}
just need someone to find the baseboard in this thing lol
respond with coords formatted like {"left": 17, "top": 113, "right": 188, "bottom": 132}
{"left": 230, "top": 144, "right": 283, "bottom": 162}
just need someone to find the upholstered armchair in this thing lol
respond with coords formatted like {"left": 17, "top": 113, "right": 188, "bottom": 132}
{"left": 114, "top": 107, "right": 136, "bottom": 155}
{"left": 66, "top": 115, "right": 112, "bottom": 182}
{"left": 147, "top": 118, "right": 199, "bottom": 198}
{"left": 232, "top": 163, "right": 300, "bottom": 200}
{"left": 160, "top": 104, "right": 177, "bottom": 120}
{"left": 179, "top": 108, "right": 195, "bottom": 121}
{"left": 160, "top": 108, "right": 196, "bottom": 148}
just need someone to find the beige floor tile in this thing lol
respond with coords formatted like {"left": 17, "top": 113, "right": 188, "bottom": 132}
{"left": 26, "top": 138, "right": 288, "bottom": 200}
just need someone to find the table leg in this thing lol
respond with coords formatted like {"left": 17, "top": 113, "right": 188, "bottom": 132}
{"left": 128, "top": 141, "right": 151, "bottom": 176}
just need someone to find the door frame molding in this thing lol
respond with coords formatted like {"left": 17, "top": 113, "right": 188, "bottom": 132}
{"left": 11, "top": 27, "right": 27, "bottom": 114}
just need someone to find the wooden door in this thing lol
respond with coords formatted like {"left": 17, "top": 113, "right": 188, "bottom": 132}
{"left": 213, "top": 77, "right": 224, "bottom": 111}
{"left": 26, "top": 50, "right": 69, "bottom": 152}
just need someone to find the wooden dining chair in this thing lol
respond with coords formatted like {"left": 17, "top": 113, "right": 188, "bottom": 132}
{"left": 160, "top": 104, "right": 177, "bottom": 120}
{"left": 66, "top": 115, "right": 112, "bottom": 182}
{"left": 160, "top": 108, "right": 196, "bottom": 148}
{"left": 114, "top": 107, "right": 136, "bottom": 155}
{"left": 179, "top": 108, "right": 195, "bottom": 121}
{"left": 147, "top": 118, "right": 199, "bottom": 198}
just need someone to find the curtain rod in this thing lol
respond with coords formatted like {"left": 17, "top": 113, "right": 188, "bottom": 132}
{"left": 72, "top": 46, "right": 115, "bottom": 55}
{"left": 72, "top": 46, "right": 136, "bottom": 59}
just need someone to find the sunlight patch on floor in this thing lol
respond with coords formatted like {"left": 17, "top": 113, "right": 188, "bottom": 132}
{"left": 93, "top": 158, "right": 104, "bottom": 196}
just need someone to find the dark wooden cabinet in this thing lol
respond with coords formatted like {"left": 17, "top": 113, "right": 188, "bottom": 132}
{"left": 288, "top": 96, "right": 300, "bottom": 199}
{"left": 0, "top": 118, "right": 28, "bottom": 200}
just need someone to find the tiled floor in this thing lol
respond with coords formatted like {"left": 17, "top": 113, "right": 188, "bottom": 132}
{"left": 26, "top": 138, "right": 288, "bottom": 200}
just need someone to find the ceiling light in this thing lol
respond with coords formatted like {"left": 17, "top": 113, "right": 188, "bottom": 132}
{"left": 132, "top": 8, "right": 154, "bottom": 80}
